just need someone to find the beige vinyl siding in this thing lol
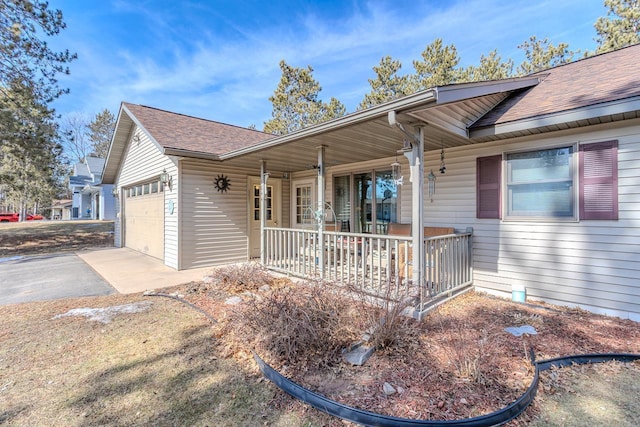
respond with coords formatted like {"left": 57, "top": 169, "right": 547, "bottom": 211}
{"left": 179, "top": 160, "right": 254, "bottom": 269}
{"left": 115, "top": 129, "right": 179, "bottom": 269}
{"left": 422, "top": 121, "right": 640, "bottom": 320}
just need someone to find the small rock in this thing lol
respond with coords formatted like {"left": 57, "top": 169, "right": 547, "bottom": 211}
{"left": 258, "top": 285, "right": 271, "bottom": 292}
{"left": 383, "top": 382, "right": 396, "bottom": 395}
{"left": 460, "top": 397, "right": 468, "bottom": 405}
{"left": 396, "top": 386, "right": 405, "bottom": 394}
{"left": 343, "top": 343, "right": 375, "bottom": 365}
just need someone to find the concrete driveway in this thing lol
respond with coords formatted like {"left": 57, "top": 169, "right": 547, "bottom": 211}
{"left": 0, "top": 248, "right": 213, "bottom": 305}
{"left": 0, "top": 253, "right": 115, "bottom": 305}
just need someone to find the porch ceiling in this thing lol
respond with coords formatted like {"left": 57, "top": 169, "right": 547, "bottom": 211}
{"left": 212, "top": 91, "right": 513, "bottom": 174}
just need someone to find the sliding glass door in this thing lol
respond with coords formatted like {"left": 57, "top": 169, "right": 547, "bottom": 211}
{"left": 333, "top": 169, "right": 398, "bottom": 234}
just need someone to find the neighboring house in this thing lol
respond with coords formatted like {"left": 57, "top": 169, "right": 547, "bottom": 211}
{"left": 50, "top": 199, "right": 72, "bottom": 220}
{"left": 103, "top": 44, "right": 640, "bottom": 320}
{"left": 69, "top": 156, "right": 115, "bottom": 220}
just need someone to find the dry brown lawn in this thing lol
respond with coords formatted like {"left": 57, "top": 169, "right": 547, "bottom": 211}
{"left": 0, "top": 220, "right": 114, "bottom": 256}
{"left": 1, "top": 225, "right": 639, "bottom": 426}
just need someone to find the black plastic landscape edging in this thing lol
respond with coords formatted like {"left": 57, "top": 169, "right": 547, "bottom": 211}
{"left": 254, "top": 351, "right": 640, "bottom": 427}
{"left": 535, "top": 353, "right": 640, "bottom": 371}
{"left": 148, "top": 293, "right": 640, "bottom": 426}
{"left": 254, "top": 352, "right": 539, "bottom": 427}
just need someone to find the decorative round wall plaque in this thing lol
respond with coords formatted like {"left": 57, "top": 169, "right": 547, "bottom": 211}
{"left": 214, "top": 174, "right": 231, "bottom": 192}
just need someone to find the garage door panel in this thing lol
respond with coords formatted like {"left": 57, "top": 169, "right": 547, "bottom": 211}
{"left": 124, "top": 192, "right": 164, "bottom": 260}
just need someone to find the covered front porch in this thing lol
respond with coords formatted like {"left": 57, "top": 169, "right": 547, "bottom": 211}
{"left": 262, "top": 226, "right": 473, "bottom": 319}
{"left": 213, "top": 78, "right": 540, "bottom": 316}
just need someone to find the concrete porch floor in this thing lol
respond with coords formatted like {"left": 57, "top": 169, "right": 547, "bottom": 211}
{"left": 77, "top": 248, "right": 213, "bottom": 294}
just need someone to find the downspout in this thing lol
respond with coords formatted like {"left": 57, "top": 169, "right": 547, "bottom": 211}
{"left": 260, "top": 160, "right": 267, "bottom": 265}
{"left": 317, "top": 146, "right": 326, "bottom": 278}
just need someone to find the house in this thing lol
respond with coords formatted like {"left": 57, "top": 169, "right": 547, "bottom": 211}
{"left": 50, "top": 199, "right": 72, "bottom": 220}
{"left": 102, "top": 44, "right": 640, "bottom": 321}
{"left": 69, "top": 156, "right": 115, "bottom": 220}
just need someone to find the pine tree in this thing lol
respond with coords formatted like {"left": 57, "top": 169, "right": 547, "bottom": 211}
{"left": 410, "top": 39, "right": 462, "bottom": 91}
{"left": 516, "top": 36, "right": 576, "bottom": 75}
{"left": 594, "top": 0, "right": 640, "bottom": 53}
{"left": 0, "top": 82, "right": 66, "bottom": 220}
{"left": 459, "top": 50, "right": 514, "bottom": 82}
{"left": 87, "top": 109, "right": 116, "bottom": 158}
{"left": 0, "top": 1, "right": 76, "bottom": 111}
{"left": 264, "top": 60, "right": 346, "bottom": 135}
{"left": 359, "top": 56, "right": 411, "bottom": 110}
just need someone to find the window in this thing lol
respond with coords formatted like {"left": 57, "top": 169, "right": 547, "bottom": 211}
{"left": 476, "top": 141, "right": 618, "bottom": 221}
{"left": 506, "top": 146, "right": 575, "bottom": 219}
{"left": 253, "top": 184, "right": 272, "bottom": 221}
{"left": 295, "top": 183, "right": 313, "bottom": 225}
{"left": 334, "top": 169, "right": 398, "bottom": 233}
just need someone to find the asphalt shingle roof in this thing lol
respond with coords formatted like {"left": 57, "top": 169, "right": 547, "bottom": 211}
{"left": 471, "top": 43, "right": 640, "bottom": 129}
{"left": 123, "top": 103, "right": 274, "bottom": 157}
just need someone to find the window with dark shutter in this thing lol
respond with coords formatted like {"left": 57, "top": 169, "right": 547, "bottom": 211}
{"left": 579, "top": 140, "right": 618, "bottom": 220}
{"left": 476, "top": 155, "right": 502, "bottom": 219}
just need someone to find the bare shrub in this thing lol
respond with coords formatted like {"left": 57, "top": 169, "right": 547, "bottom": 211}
{"left": 205, "top": 263, "right": 283, "bottom": 293}
{"left": 347, "top": 284, "right": 417, "bottom": 352}
{"left": 434, "top": 313, "right": 488, "bottom": 383}
{"left": 232, "top": 282, "right": 362, "bottom": 369}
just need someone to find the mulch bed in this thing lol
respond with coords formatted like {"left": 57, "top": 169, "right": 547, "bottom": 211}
{"left": 171, "top": 273, "right": 640, "bottom": 426}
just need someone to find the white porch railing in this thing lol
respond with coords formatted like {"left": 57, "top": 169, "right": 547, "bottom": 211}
{"left": 263, "top": 227, "right": 473, "bottom": 316}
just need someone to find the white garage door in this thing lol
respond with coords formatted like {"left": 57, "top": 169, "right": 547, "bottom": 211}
{"left": 124, "top": 183, "right": 164, "bottom": 260}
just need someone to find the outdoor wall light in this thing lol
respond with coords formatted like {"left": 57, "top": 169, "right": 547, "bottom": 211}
{"left": 111, "top": 187, "right": 119, "bottom": 198}
{"left": 160, "top": 169, "right": 172, "bottom": 189}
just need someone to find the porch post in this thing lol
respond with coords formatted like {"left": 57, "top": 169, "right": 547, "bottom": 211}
{"left": 260, "top": 160, "right": 267, "bottom": 264}
{"left": 410, "top": 127, "right": 425, "bottom": 286}
{"left": 317, "top": 145, "right": 326, "bottom": 277}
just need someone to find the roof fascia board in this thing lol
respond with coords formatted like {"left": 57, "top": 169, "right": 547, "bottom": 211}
{"left": 163, "top": 148, "right": 221, "bottom": 161}
{"left": 219, "top": 89, "right": 438, "bottom": 160}
{"left": 470, "top": 97, "right": 640, "bottom": 139}
{"left": 434, "top": 76, "right": 542, "bottom": 105}
{"left": 121, "top": 104, "right": 167, "bottom": 155}
{"left": 406, "top": 111, "right": 469, "bottom": 139}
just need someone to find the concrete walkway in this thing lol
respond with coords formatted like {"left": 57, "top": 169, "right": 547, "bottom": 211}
{"left": 77, "top": 248, "right": 213, "bottom": 294}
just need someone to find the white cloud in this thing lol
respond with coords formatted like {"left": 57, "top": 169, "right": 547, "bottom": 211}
{"left": 52, "top": 0, "right": 605, "bottom": 127}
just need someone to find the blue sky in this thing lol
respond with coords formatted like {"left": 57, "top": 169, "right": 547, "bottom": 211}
{"left": 49, "top": 0, "right": 607, "bottom": 129}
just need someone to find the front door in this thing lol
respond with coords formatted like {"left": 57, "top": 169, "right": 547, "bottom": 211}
{"left": 248, "top": 177, "right": 281, "bottom": 258}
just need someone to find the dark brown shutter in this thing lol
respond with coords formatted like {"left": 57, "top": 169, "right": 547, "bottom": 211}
{"left": 476, "top": 155, "right": 502, "bottom": 219}
{"left": 579, "top": 140, "right": 618, "bottom": 220}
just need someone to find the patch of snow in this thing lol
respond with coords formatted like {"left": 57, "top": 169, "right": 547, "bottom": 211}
{"left": 504, "top": 325, "right": 538, "bottom": 337}
{"left": 52, "top": 301, "right": 152, "bottom": 324}
{"left": 0, "top": 256, "right": 24, "bottom": 263}
{"left": 225, "top": 296, "right": 243, "bottom": 305}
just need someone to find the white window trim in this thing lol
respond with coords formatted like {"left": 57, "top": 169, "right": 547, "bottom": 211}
{"left": 502, "top": 143, "right": 579, "bottom": 222}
